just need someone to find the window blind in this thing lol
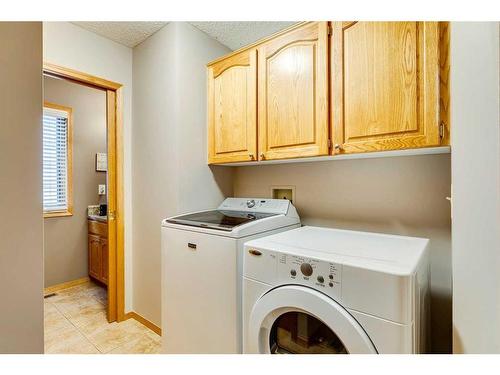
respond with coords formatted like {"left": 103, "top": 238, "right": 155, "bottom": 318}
{"left": 43, "top": 107, "right": 69, "bottom": 212}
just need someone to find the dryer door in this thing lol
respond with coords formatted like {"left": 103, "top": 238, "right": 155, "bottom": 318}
{"left": 248, "top": 285, "right": 377, "bottom": 354}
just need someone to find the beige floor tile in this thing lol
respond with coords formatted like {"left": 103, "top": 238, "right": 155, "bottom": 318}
{"left": 45, "top": 331, "right": 100, "bottom": 354}
{"left": 44, "top": 301, "right": 59, "bottom": 315}
{"left": 44, "top": 282, "right": 158, "bottom": 354}
{"left": 73, "top": 310, "right": 110, "bottom": 336}
{"left": 53, "top": 294, "right": 103, "bottom": 319}
{"left": 120, "top": 318, "right": 152, "bottom": 334}
{"left": 86, "top": 322, "right": 145, "bottom": 353}
{"left": 144, "top": 329, "right": 162, "bottom": 343}
{"left": 109, "top": 333, "right": 161, "bottom": 354}
{"left": 46, "top": 283, "right": 91, "bottom": 302}
{"left": 63, "top": 301, "right": 106, "bottom": 323}
{"left": 84, "top": 285, "right": 107, "bottom": 305}
{"left": 44, "top": 309, "right": 74, "bottom": 334}
{"left": 45, "top": 323, "right": 90, "bottom": 352}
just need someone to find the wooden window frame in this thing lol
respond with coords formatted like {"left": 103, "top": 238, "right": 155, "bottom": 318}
{"left": 43, "top": 101, "right": 74, "bottom": 219}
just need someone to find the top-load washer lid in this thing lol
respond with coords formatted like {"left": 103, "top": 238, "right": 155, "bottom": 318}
{"left": 165, "top": 210, "right": 278, "bottom": 231}
{"left": 163, "top": 198, "right": 299, "bottom": 236}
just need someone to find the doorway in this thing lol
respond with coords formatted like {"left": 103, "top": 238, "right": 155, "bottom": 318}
{"left": 42, "top": 63, "right": 124, "bottom": 324}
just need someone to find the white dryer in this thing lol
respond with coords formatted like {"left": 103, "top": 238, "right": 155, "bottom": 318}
{"left": 243, "top": 226, "right": 430, "bottom": 354}
{"left": 161, "top": 198, "right": 300, "bottom": 353}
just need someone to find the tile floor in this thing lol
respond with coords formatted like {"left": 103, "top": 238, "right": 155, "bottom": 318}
{"left": 44, "top": 281, "right": 161, "bottom": 354}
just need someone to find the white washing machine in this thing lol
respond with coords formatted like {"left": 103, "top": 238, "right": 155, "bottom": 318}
{"left": 243, "top": 226, "right": 430, "bottom": 354}
{"left": 161, "top": 198, "right": 300, "bottom": 353}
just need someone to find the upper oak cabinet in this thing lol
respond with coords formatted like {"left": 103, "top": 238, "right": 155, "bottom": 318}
{"left": 206, "top": 21, "right": 449, "bottom": 165}
{"left": 258, "top": 22, "right": 329, "bottom": 161}
{"left": 331, "top": 22, "right": 448, "bottom": 154}
{"left": 207, "top": 49, "right": 257, "bottom": 164}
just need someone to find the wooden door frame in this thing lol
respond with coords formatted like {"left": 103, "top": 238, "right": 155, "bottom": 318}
{"left": 43, "top": 62, "right": 125, "bottom": 322}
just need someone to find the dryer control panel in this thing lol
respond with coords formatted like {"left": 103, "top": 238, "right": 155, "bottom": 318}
{"left": 243, "top": 244, "right": 342, "bottom": 301}
{"left": 277, "top": 253, "right": 342, "bottom": 301}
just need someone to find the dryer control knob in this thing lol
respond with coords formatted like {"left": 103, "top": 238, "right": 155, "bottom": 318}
{"left": 300, "top": 263, "right": 313, "bottom": 277}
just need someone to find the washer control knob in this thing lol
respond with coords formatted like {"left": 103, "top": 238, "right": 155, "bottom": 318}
{"left": 246, "top": 199, "right": 256, "bottom": 208}
{"left": 290, "top": 269, "right": 297, "bottom": 276}
{"left": 317, "top": 276, "right": 324, "bottom": 283}
{"left": 300, "top": 263, "right": 313, "bottom": 277}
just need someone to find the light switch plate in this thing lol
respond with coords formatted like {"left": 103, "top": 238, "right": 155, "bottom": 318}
{"left": 98, "top": 184, "right": 106, "bottom": 195}
{"left": 96, "top": 153, "right": 107, "bottom": 172}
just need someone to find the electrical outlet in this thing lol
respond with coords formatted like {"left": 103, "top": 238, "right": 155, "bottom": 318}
{"left": 98, "top": 184, "right": 106, "bottom": 195}
{"left": 271, "top": 185, "right": 295, "bottom": 204}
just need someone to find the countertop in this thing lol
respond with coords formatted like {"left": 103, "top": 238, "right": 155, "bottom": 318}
{"left": 88, "top": 215, "right": 108, "bottom": 223}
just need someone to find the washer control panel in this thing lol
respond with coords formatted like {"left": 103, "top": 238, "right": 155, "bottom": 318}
{"left": 218, "top": 198, "right": 290, "bottom": 214}
{"left": 277, "top": 253, "right": 342, "bottom": 300}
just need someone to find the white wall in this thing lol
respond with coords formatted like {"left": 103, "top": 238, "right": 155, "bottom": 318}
{"left": 0, "top": 22, "right": 44, "bottom": 353}
{"left": 132, "top": 22, "right": 233, "bottom": 325}
{"left": 451, "top": 22, "right": 500, "bottom": 353}
{"left": 43, "top": 22, "right": 134, "bottom": 311}
{"left": 233, "top": 153, "right": 452, "bottom": 353}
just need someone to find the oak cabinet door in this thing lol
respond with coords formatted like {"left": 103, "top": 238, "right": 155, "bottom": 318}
{"left": 258, "top": 22, "right": 329, "bottom": 160}
{"left": 208, "top": 49, "right": 257, "bottom": 164}
{"left": 331, "top": 22, "right": 444, "bottom": 154}
{"left": 100, "top": 238, "right": 108, "bottom": 285}
{"left": 88, "top": 234, "right": 101, "bottom": 281}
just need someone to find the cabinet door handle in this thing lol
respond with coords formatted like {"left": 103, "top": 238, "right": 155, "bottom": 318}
{"left": 259, "top": 153, "right": 266, "bottom": 160}
{"left": 249, "top": 153, "right": 254, "bottom": 160}
{"left": 334, "top": 144, "right": 344, "bottom": 152}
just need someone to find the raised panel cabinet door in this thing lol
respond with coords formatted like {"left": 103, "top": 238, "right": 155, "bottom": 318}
{"left": 331, "top": 22, "right": 445, "bottom": 154}
{"left": 258, "top": 22, "right": 329, "bottom": 161}
{"left": 207, "top": 49, "right": 257, "bottom": 164}
{"left": 101, "top": 238, "right": 109, "bottom": 285}
{"left": 88, "top": 234, "right": 101, "bottom": 281}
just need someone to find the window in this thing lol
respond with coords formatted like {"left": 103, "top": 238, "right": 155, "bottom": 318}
{"left": 43, "top": 102, "right": 73, "bottom": 217}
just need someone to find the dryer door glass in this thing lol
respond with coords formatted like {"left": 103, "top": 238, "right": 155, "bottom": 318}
{"left": 269, "top": 311, "right": 348, "bottom": 354}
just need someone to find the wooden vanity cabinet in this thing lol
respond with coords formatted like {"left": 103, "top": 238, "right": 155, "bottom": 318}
{"left": 330, "top": 21, "right": 449, "bottom": 154}
{"left": 88, "top": 219, "right": 108, "bottom": 285}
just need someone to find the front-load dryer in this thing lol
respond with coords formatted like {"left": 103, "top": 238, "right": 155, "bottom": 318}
{"left": 161, "top": 198, "right": 300, "bottom": 353}
{"left": 243, "top": 226, "right": 430, "bottom": 354}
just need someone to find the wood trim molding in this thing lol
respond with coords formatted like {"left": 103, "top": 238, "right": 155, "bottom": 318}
{"left": 124, "top": 312, "right": 162, "bottom": 336}
{"left": 439, "top": 21, "right": 451, "bottom": 145}
{"left": 43, "top": 62, "right": 122, "bottom": 90}
{"left": 106, "top": 89, "right": 117, "bottom": 323}
{"left": 44, "top": 277, "right": 90, "bottom": 295}
{"left": 44, "top": 211, "right": 73, "bottom": 218}
{"left": 43, "top": 101, "right": 74, "bottom": 218}
{"left": 115, "top": 87, "right": 126, "bottom": 322}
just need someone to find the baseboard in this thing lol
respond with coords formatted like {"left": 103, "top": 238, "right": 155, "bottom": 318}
{"left": 125, "top": 311, "right": 161, "bottom": 336}
{"left": 44, "top": 277, "right": 90, "bottom": 295}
